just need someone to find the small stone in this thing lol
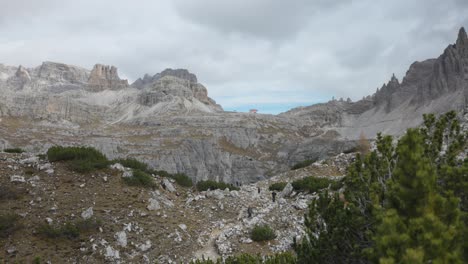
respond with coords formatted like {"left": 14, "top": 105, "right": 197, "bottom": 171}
{"left": 115, "top": 231, "right": 127, "bottom": 247}
{"left": 122, "top": 170, "right": 133, "bottom": 178}
{"left": 6, "top": 247, "right": 17, "bottom": 254}
{"left": 138, "top": 240, "right": 152, "bottom": 252}
{"left": 104, "top": 246, "right": 120, "bottom": 260}
{"left": 81, "top": 207, "right": 93, "bottom": 220}
{"left": 10, "top": 175, "right": 25, "bottom": 183}
{"left": 110, "top": 163, "right": 125, "bottom": 171}
{"left": 178, "top": 224, "right": 187, "bottom": 231}
{"left": 147, "top": 198, "right": 160, "bottom": 211}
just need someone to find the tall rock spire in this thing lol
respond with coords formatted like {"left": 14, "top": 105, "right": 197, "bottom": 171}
{"left": 456, "top": 27, "right": 467, "bottom": 48}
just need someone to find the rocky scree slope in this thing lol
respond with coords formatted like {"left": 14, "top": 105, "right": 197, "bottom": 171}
{"left": 0, "top": 151, "right": 349, "bottom": 263}
{"left": 0, "top": 28, "right": 467, "bottom": 184}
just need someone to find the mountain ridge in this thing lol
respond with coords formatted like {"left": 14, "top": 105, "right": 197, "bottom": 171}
{"left": 0, "top": 27, "right": 467, "bottom": 183}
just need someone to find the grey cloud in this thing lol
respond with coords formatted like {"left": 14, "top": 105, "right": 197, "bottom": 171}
{"left": 0, "top": 0, "right": 467, "bottom": 113}
{"left": 173, "top": 0, "right": 345, "bottom": 40}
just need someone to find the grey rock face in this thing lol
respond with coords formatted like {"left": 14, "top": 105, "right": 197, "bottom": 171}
{"left": 87, "top": 64, "right": 129, "bottom": 92}
{"left": 0, "top": 28, "right": 466, "bottom": 185}
{"left": 132, "top": 68, "right": 198, "bottom": 89}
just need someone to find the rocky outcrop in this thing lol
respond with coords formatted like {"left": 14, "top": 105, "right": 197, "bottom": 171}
{"left": 283, "top": 27, "right": 468, "bottom": 139}
{"left": 132, "top": 68, "right": 198, "bottom": 89}
{"left": 87, "top": 64, "right": 128, "bottom": 92}
{"left": 6, "top": 66, "right": 31, "bottom": 90}
{"left": 160, "top": 68, "right": 197, "bottom": 83}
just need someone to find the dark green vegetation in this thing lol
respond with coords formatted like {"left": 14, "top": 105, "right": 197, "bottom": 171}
{"left": 113, "top": 157, "right": 193, "bottom": 187}
{"left": 45, "top": 146, "right": 193, "bottom": 187}
{"left": 0, "top": 214, "right": 21, "bottom": 237}
{"left": 0, "top": 186, "right": 26, "bottom": 200}
{"left": 190, "top": 252, "right": 296, "bottom": 264}
{"left": 123, "top": 169, "right": 156, "bottom": 188}
{"left": 37, "top": 218, "right": 101, "bottom": 240}
{"left": 291, "top": 176, "right": 341, "bottom": 193}
{"left": 294, "top": 111, "right": 468, "bottom": 263}
{"left": 47, "top": 146, "right": 109, "bottom": 173}
{"left": 112, "top": 157, "right": 148, "bottom": 171}
{"left": 196, "top": 180, "right": 240, "bottom": 191}
{"left": 3, "top": 147, "right": 24, "bottom": 153}
{"left": 268, "top": 182, "right": 287, "bottom": 192}
{"left": 290, "top": 159, "right": 316, "bottom": 170}
{"left": 251, "top": 224, "right": 276, "bottom": 242}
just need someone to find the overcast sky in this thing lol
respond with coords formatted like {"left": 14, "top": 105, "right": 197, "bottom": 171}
{"left": 1, "top": 0, "right": 467, "bottom": 113}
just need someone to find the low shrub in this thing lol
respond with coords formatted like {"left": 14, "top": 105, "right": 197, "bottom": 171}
{"left": 269, "top": 182, "right": 287, "bottom": 192}
{"left": 3, "top": 148, "right": 24, "bottom": 153}
{"left": 292, "top": 176, "right": 341, "bottom": 193}
{"left": 169, "top": 173, "right": 193, "bottom": 187}
{"left": 0, "top": 186, "right": 26, "bottom": 200}
{"left": 112, "top": 158, "right": 148, "bottom": 171}
{"left": 196, "top": 180, "right": 240, "bottom": 192}
{"left": 46, "top": 146, "right": 109, "bottom": 173}
{"left": 33, "top": 257, "right": 41, "bottom": 264}
{"left": 0, "top": 214, "right": 21, "bottom": 237}
{"left": 37, "top": 218, "right": 101, "bottom": 240}
{"left": 291, "top": 159, "right": 316, "bottom": 170}
{"left": 251, "top": 224, "right": 276, "bottom": 242}
{"left": 123, "top": 169, "right": 156, "bottom": 188}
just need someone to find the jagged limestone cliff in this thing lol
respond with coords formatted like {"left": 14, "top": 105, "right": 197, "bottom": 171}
{"left": 0, "top": 28, "right": 467, "bottom": 183}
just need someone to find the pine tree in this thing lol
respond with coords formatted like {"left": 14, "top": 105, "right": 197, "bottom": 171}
{"left": 371, "top": 129, "right": 463, "bottom": 263}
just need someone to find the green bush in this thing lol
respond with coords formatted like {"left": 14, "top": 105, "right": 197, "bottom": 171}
{"left": 112, "top": 158, "right": 148, "bottom": 171}
{"left": 269, "top": 182, "right": 287, "bottom": 192}
{"left": 3, "top": 147, "right": 24, "bottom": 153}
{"left": 291, "top": 159, "right": 316, "bottom": 170}
{"left": 123, "top": 169, "right": 156, "bottom": 188}
{"left": 196, "top": 180, "right": 240, "bottom": 192}
{"left": 291, "top": 176, "right": 339, "bottom": 193}
{"left": 169, "top": 173, "right": 193, "bottom": 187}
{"left": 0, "top": 214, "right": 21, "bottom": 237}
{"left": 37, "top": 218, "right": 101, "bottom": 240}
{"left": 251, "top": 224, "right": 276, "bottom": 242}
{"left": 46, "top": 146, "right": 109, "bottom": 173}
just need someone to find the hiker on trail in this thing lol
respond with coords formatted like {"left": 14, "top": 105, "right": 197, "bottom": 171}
{"left": 247, "top": 206, "right": 253, "bottom": 218}
{"left": 257, "top": 187, "right": 261, "bottom": 194}
{"left": 161, "top": 181, "right": 166, "bottom": 190}
{"left": 272, "top": 191, "right": 277, "bottom": 202}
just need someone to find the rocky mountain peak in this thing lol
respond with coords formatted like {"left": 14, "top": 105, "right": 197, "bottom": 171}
{"left": 87, "top": 64, "right": 129, "bottom": 92}
{"left": 15, "top": 65, "right": 31, "bottom": 80}
{"left": 456, "top": 27, "right": 467, "bottom": 48}
{"left": 160, "top": 68, "right": 197, "bottom": 83}
{"left": 132, "top": 68, "right": 198, "bottom": 89}
{"left": 90, "top": 64, "right": 120, "bottom": 80}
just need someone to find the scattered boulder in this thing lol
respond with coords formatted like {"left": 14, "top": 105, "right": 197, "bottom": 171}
{"left": 81, "top": 207, "right": 94, "bottom": 220}
{"left": 10, "top": 175, "right": 25, "bottom": 183}
{"left": 122, "top": 170, "right": 133, "bottom": 178}
{"left": 280, "top": 183, "right": 294, "bottom": 197}
{"left": 104, "top": 246, "right": 120, "bottom": 260}
{"left": 206, "top": 190, "right": 225, "bottom": 200}
{"left": 110, "top": 163, "right": 125, "bottom": 172}
{"left": 147, "top": 198, "right": 160, "bottom": 211}
{"left": 115, "top": 231, "right": 127, "bottom": 247}
{"left": 162, "top": 178, "right": 176, "bottom": 192}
